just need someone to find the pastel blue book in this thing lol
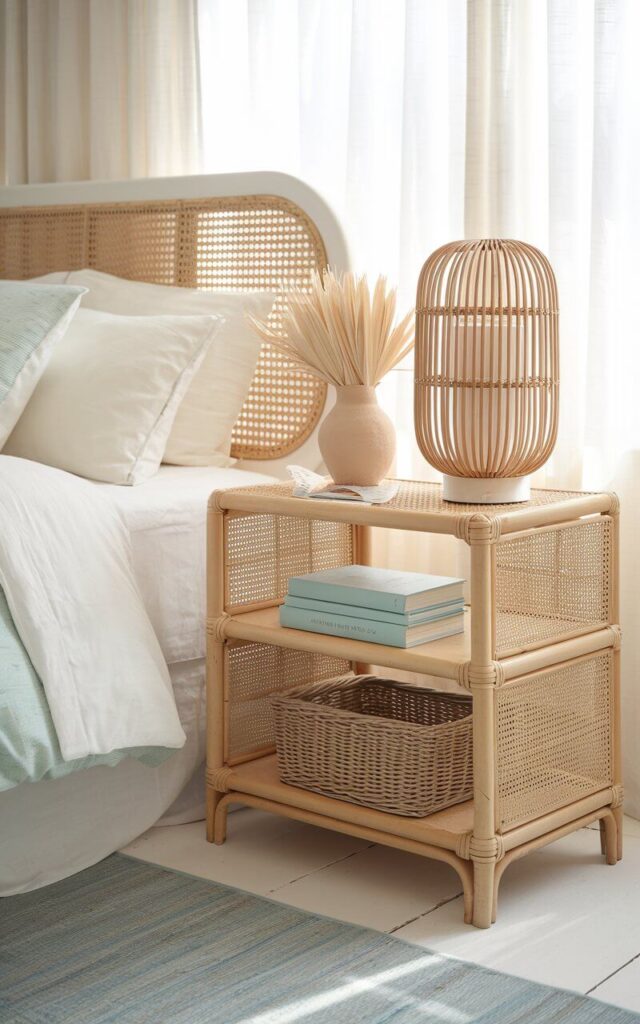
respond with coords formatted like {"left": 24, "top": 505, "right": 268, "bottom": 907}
{"left": 279, "top": 603, "right": 464, "bottom": 649}
{"left": 287, "top": 564, "right": 465, "bottom": 614}
{"left": 284, "top": 593, "right": 464, "bottom": 626}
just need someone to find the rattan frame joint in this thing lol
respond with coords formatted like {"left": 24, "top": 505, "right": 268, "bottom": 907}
{"left": 605, "top": 492, "right": 620, "bottom": 516}
{"left": 458, "top": 661, "right": 506, "bottom": 690}
{"left": 469, "top": 835, "right": 505, "bottom": 864}
{"left": 456, "top": 513, "right": 502, "bottom": 545}
{"left": 208, "top": 614, "right": 231, "bottom": 643}
{"left": 206, "top": 766, "right": 233, "bottom": 793}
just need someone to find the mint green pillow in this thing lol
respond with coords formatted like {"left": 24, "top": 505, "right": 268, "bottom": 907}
{"left": 0, "top": 281, "right": 85, "bottom": 449}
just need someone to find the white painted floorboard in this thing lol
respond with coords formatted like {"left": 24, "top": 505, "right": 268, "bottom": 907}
{"left": 121, "top": 811, "right": 640, "bottom": 1011}
{"left": 121, "top": 810, "right": 370, "bottom": 896}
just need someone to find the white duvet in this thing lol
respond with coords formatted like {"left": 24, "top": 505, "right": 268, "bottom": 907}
{"left": 0, "top": 456, "right": 185, "bottom": 760}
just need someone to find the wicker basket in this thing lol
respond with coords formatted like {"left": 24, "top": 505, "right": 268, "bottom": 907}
{"left": 271, "top": 675, "right": 473, "bottom": 817}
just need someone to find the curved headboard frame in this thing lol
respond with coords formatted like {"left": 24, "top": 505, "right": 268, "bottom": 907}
{"left": 0, "top": 172, "right": 350, "bottom": 468}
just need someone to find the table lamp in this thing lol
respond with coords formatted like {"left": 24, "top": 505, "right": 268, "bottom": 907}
{"left": 414, "top": 239, "right": 558, "bottom": 503}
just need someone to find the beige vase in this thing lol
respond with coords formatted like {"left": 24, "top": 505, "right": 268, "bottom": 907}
{"left": 318, "top": 385, "right": 396, "bottom": 486}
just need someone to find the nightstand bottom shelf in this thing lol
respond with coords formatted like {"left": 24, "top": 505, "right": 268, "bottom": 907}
{"left": 206, "top": 753, "right": 620, "bottom": 927}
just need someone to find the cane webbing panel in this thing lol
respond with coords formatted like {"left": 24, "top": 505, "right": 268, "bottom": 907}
{"left": 225, "top": 513, "right": 353, "bottom": 612}
{"left": 496, "top": 651, "right": 613, "bottom": 832}
{"left": 495, "top": 518, "right": 611, "bottom": 656}
{"left": 0, "top": 195, "right": 329, "bottom": 459}
{"left": 222, "top": 479, "right": 588, "bottom": 516}
{"left": 225, "top": 641, "right": 349, "bottom": 761}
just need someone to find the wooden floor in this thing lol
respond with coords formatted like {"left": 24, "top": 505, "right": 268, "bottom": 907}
{"left": 122, "top": 809, "right": 640, "bottom": 1013}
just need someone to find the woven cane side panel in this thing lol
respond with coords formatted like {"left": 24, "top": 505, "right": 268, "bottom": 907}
{"left": 495, "top": 519, "right": 611, "bottom": 656}
{"left": 225, "top": 514, "right": 353, "bottom": 611}
{"left": 226, "top": 642, "right": 349, "bottom": 761}
{"left": 496, "top": 652, "right": 613, "bottom": 832}
{"left": 0, "top": 196, "right": 329, "bottom": 459}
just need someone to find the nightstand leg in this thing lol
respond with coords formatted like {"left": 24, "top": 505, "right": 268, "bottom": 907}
{"left": 610, "top": 505, "right": 623, "bottom": 863}
{"left": 354, "top": 523, "right": 373, "bottom": 675}
{"left": 473, "top": 861, "right": 495, "bottom": 930}
{"left": 206, "top": 789, "right": 224, "bottom": 843}
{"left": 213, "top": 794, "right": 230, "bottom": 845}
{"left": 206, "top": 497, "right": 227, "bottom": 845}
{"left": 601, "top": 811, "right": 618, "bottom": 866}
{"left": 468, "top": 522, "right": 500, "bottom": 928}
{"left": 614, "top": 807, "right": 623, "bottom": 861}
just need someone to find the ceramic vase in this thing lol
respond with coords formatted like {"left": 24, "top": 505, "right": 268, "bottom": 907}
{"left": 318, "top": 385, "right": 395, "bottom": 486}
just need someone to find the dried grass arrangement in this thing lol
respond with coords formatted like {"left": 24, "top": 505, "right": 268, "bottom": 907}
{"left": 249, "top": 270, "right": 414, "bottom": 487}
{"left": 248, "top": 269, "right": 414, "bottom": 387}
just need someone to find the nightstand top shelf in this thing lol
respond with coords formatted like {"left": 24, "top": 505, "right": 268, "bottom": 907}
{"left": 213, "top": 479, "right": 614, "bottom": 537}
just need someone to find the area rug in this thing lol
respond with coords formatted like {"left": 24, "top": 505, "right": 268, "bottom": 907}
{"left": 1, "top": 854, "right": 636, "bottom": 1024}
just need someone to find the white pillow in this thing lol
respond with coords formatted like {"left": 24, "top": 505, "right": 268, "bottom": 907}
{"left": 4, "top": 307, "right": 222, "bottom": 485}
{"left": 62, "top": 269, "right": 274, "bottom": 467}
{"left": 0, "top": 281, "right": 85, "bottom": 449}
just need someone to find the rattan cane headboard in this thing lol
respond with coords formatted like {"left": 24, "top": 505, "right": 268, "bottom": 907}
{"left": 0, "top": 172, "right": 349, "bottom": 461}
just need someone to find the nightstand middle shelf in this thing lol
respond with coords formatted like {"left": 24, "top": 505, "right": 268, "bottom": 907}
{"left": 219, "top": 604, "right": 616, "bottom": 683}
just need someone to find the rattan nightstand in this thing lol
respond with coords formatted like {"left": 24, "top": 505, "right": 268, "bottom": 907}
{"left": 205, "top": 480, "right": 621, "bottom": 928}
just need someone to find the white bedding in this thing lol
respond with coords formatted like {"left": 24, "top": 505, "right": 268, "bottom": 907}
{"left": 96, "top": 464, "right": 277, "bottom": 664}
{"left": 0, "top": 456, "right": 185, "bottom": 759}
{"left": 0, "top": 659, "right": 206, "bottom": 895}
{"left": 0, "top": 464, "right": 276, "bottom": 895}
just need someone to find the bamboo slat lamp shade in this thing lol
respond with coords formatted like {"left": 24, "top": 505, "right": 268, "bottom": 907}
{"left": 414, "top": 239, "right": 559, "bottom": 503}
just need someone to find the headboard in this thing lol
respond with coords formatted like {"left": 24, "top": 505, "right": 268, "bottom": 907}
{"left": 0, "top": 172, "right": 350, "bottom": 462}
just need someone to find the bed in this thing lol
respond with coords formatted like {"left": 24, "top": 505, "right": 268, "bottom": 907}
{"left": 0, "top": 171, "right": 349, "bottom": 894}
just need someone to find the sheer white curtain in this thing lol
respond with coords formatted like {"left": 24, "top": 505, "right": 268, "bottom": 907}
{"left": 464, "top": 0, "right": 640, "bottom": 814}
{"left": 2, "top": 0, "right": 639, "bottom": 811}
{"left": 198, "top": 0, "right": 640, "bottom": 813}
{"left": 0, "top": 0, "right": 201, "bottom": 183}
{"left": 198, "top": 0, "right": 469, "bottom": 583}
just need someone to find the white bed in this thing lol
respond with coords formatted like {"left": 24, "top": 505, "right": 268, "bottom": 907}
{"left": 0, "top": 171, "right": 349, "bottom": 895}
{"left": 0, "top": 465, "right": 276, "bottom": 895}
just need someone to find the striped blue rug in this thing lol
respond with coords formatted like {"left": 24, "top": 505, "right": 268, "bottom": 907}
{"left": 1, "top": 854, "right": 636, "bottom": 1024}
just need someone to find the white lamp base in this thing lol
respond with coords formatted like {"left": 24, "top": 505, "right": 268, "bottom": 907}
{"left": 443, "top": 475, "right": 530, "bottom": 504}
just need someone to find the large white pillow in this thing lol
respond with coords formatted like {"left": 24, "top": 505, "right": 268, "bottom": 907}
{"left": 61, "top": 269, "right": 274, "bottom": 467}
{"left": 4, "top": 307, "right": 222, "bottom": 485}
{"left": 0, "top": 281, "right": 85, "bottom": 449}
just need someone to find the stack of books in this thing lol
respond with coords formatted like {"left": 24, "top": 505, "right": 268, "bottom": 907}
{"left": 279, "top": 565, "right": 465, "bottom": 649}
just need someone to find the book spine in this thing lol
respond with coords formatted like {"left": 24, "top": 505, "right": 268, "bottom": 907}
{"left": 284, "top": 594, "right": 463, "bottom": 626}
{"left": 280, "top": 605, "right": 410, "bottom": 647}
{"left": 288, "top": 578, "right": 406, "bottom": 613}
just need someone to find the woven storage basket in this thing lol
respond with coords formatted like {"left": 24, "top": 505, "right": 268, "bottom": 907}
{"left": 271, "top": 675, "right": 473, "bottom": 817}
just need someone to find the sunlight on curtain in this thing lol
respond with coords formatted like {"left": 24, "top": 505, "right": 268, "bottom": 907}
{"left": 0, "top": 0, "right": 201, "bottom": 183}
{"left": 465, "top": 0, "right": 640, "bottom": 814}
{"left": 199, "top": 0, "right": 468, "bottom": 580}
{"left": 201, "top": 0, "right": 467, "bottom": 297}
{"left": 198, "top": 0, "right": 640, "bottom": 811}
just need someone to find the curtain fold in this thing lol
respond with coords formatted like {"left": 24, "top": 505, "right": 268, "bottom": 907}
{"left": 0, "top": 0, "right": 202, "bottom": 183}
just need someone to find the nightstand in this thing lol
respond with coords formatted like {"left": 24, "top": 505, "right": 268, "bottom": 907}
{"left": 206, "top": 480, "right": 621, "bottom": 928}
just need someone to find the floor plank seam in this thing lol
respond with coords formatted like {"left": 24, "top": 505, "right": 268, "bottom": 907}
{"left": 586, "top": 951, "right": 640, "bottom": 995}
{"left": 388, "top": 891, "right": 464, "bottom": 934}
{"left": 266, "top": 842, "right": 378, "bottom": 894}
